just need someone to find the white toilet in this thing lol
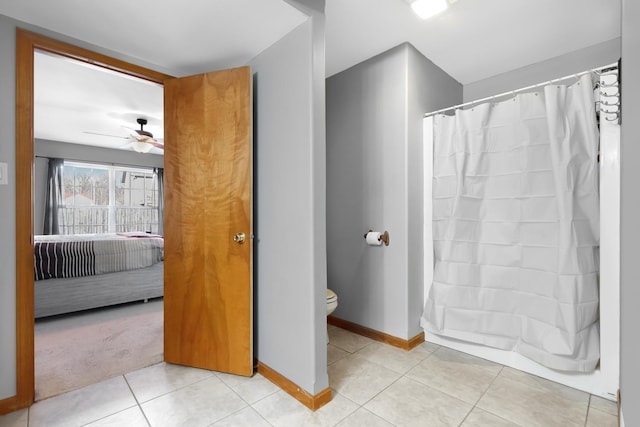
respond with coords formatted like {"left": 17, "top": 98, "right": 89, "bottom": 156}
{"left": 326, "top": 289, "right": 338, "bottom": 344}
{"left": 326, "top": 289, "right": 338, "bottom": 316}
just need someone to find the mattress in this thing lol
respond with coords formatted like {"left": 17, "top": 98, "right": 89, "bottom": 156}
{"left": 34, "top": 233, "right": 164, "bottom": 281}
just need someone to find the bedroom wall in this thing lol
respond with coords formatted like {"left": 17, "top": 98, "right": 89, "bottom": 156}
{"left": 620, "top": 1, "right": 640, "bottom": 425}
{"left": 0, "top": 7, "right": 326, "bottom": 403}
{"left": 326, "top": 43, "right": 461, "bottom": 340}
{"left": 33, "top": 138, "right": 164, "bottom": 235}
{"left": 250, "top": 6, "right": 329, "bottom": 394}
{"left": 464, "top": 37, "right": 621, "bottom": 101}
{"left": 0, "top": 13, "right": 17, "bottom": 400}
{"left": 0, "top": 13, "right": 178, "bottom": 402}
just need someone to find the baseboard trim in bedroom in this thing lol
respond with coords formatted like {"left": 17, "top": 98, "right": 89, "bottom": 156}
{"left": 328, "top": 315, "right": 425, "bottom": 350}
{"left": 256, "top": 361, "right": 332, "bottom": 411}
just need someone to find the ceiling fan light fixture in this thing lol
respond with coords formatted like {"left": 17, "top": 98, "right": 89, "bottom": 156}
{"left": 410, "top": 0, "right": 448, "bottom": 19}
{"left": 133, "top": 140, "right": 154, "bottom": 153}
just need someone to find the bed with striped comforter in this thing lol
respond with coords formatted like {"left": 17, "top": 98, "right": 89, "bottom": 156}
{"left": 34, "top": 233, "right": 164, "bottom": 281}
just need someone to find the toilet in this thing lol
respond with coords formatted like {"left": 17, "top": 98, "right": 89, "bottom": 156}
{"left": 326, "top": 289, "right": 338, "bottom": 316}
{"left": 326, "top": 289, "right": 338, "bottom": 344}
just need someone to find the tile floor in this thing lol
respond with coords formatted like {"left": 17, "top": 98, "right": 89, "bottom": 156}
{"left": 0, "top": 325, "right": 618, "bottom": 427}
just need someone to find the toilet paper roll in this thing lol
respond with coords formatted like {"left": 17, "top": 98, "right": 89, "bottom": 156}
{"left": 365, "top": 231, "right": 383, "bottom": 246}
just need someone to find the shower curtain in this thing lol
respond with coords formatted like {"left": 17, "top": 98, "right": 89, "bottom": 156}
{"left": 421, "top": 74, "right": 600, "bottom": 372}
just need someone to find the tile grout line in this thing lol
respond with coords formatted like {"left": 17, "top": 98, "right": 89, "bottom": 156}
{"left": 131, "top": 364, "right": 218, "bottom": 405}
{"left": 213, "top": 372, "right": 275, "bottom": 426}
{"left": 456, "top": 365, "right": 507, "bottom": 427}
{"left": 122, "top": 373, "right": 152, "bottom": 427}
{"left": 584, "top": 394, "right": 592, "bottom": 427}
{"left": 326, "top": 390, "right": 362, "bottom": 427}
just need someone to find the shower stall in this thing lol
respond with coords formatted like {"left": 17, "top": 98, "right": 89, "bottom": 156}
{"left": 421, "top": 65, "right": 620, "bottom": 400}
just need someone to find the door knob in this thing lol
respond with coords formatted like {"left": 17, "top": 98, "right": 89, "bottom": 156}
{"left": 233, "top": 232, "right": 246, "bottom": 244}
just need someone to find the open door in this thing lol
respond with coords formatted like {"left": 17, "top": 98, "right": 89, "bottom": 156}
{"left": 163, "top": 66, "right": 253, "bottom": 376}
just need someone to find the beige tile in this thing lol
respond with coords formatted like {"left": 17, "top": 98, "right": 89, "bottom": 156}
{"left": 419, "top": 340, "right": 441, "bottom": 353}
{"left": 125, "top": 362, "right": 214, "bottom": 403}
{"left": 477, "top": 369, "right": 589, "bottom": 427}
{"left": 586, "top": 407, "right": 618, "bottom": 427}
{"left": 84, "top": 406, "right": 149, "bottom": 427}
{"left": 328, "top": 353, "right": 402, "bottom": 405}
{"left": 590, "top": 394, "right": 618, "bottom": 416}
{"left": 499, "top": 367, "right": 587, "bottom": 402}
{"left": 328, "top": 343, "right": 350, "bottom": 365}
{"left": 335, "top": 407, "right": 394, "bottom": 427}
{"left": 140, "top": 376, "right": 247, "bottom": 427}
{"left": 29, "top": 376, "right": 137, "bottom": 427}
{"left": 406, "top": 347, "right": 502, "bottom": 404}
{"left": 212, "top": 407, "right": 272, "bottom": 427}
{"left": 252, "top": 390, "right": 358, "bottom": 427}
{"left": 353, "top": 341, "right": 433, "bottom": 374}
{"left": 215, "top": 372, "right": 279, "bottom": 404}
{"left": 364, "top": 376, "right": 472, "bottom": 427}
{"left": 328, "top": 326, "right": 375, "bottom": 353}
{"left": 460, "top": 408, "right": 519, "bottom": 426}
{"left": 0, "top": 409, "right": 28, "bottom": 427}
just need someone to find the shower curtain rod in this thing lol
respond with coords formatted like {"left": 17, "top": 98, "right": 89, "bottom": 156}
{"left": 424, "top": 62, "right": 619, "bottom": 118}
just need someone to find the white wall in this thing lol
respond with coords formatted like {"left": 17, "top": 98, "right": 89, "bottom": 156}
{"left": 620, "top": 0, "right": 640, "bottom": 424}
{"left": 326, "top": 43, "right": 461, "bottom": 340}
{"left": 464, "top": 38, "right": 621, "bottom": 102}
{"left": 250, "top": 14, "right": 329, "bottom": 394}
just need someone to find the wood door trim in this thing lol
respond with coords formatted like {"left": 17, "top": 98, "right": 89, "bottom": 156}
{"left": 328, "top": 315, "right": 425, "bottom": 350}
{"left": 12, "top": 28, "right": 172, "bottom": 412}
{"left": 257, "top": 362, "right": 332, "bottom": 411}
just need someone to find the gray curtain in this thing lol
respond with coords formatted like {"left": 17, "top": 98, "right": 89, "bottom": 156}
{"left": 43, "top": 158, "right": 64, "bottom": 235}
{"left": 156, "top": 167, "right": 164, "bottom": 235}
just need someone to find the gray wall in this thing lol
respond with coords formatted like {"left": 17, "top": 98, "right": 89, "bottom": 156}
{"left": 250, "top": 15, "right": 329, "bottom": 394}
{"left": 0, "top": 9, "right": 327, "bottom": 402}
{"left": 464, "top": 38, "right": 621, "bottom": 102}
{"left": 326, "top": 43, "right": 461, "bottom": 340}
{"left": 0, "top": 13, "right": 176, "bottom": 401}
{"left": 620, "top": 1, "right": 638, "bottom": 424}
{"left": 0, "top": 13, "right": 17, "bottom": 399}
{"left": 33, "top": 138, "right": 164, "bottom": 235}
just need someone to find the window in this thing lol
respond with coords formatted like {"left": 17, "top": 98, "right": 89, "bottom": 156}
{"left": 61, "top": 161, "right": 161, "bottom": 234}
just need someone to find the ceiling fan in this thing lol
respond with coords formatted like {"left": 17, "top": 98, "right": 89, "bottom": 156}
{"left": 84, "top": 118, "right": 164, "bottom": 153}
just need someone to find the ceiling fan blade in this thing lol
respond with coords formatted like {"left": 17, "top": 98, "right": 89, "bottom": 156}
{"left": 131, "top": 133, "right": 163, "bottom": 150}
{"left": 83, "top": 131, "right": 129, "bottom": 139}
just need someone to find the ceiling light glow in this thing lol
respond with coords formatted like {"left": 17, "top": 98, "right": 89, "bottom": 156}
{"left": 411, "top": 0, "right": 448, "bottom": 19}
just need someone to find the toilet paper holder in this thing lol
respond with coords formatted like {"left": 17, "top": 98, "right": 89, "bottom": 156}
{"left": 364, "top": 229, "right": 390, "bottom": 246}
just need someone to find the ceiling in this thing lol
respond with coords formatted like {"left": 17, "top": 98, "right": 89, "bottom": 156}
{"left": 0, "top": 0, "right": 621, "bottom": 153}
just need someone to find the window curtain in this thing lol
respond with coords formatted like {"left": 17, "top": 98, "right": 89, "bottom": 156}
{"left": 156, "top": 167, "right": 164, "bottom": 235}
{"left": 421, "top": 74, "right": 600, "bottom": 372}
{"left": 43, "top": 158, "right": 64, "bottom": 235}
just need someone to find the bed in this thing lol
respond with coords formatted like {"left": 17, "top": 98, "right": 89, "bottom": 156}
{"left": 34, "top": 232, "right": 164, "bottom": 318}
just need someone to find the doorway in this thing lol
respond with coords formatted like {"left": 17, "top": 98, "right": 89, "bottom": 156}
{"left": 33, "top": 50, "right": 166, "bottom": 399}
{"left": 16, "top": 29, "right": 254, "bottom": 408}
{"left": 15, "top": 29, "right": 172, "bottom": 407}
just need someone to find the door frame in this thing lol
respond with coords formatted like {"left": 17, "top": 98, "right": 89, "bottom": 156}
{"left": 13, "top": 29, "right": 172, "bottom": 409}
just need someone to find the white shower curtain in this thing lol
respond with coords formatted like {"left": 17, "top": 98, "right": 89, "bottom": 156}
{"left": 421, "top": 74, "right": 600, "bottom": 372}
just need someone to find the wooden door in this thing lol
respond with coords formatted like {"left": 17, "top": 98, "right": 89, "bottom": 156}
{"left": 163, "top": 66, "right": 253, "bottom": 376}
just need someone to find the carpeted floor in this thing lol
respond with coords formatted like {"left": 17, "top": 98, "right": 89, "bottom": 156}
{"left": 35, "top": 298, "right": 164, "bottom": 401}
